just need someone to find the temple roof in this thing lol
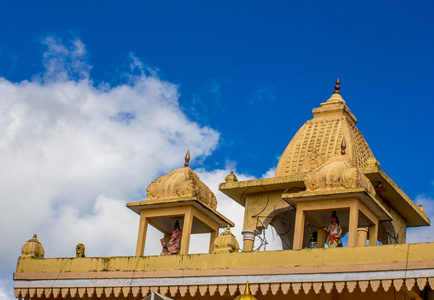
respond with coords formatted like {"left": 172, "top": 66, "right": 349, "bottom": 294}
{"left": 275, "top": 80, "right": 374, "bottom": 177}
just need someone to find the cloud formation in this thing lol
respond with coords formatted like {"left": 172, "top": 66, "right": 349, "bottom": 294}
{"left": 0, "top": 37, "right": 220, "bottom": 298}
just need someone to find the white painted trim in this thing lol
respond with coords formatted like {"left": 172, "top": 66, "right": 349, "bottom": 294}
{"left": 14, "top": 268, "right": 434, "bottom": 288}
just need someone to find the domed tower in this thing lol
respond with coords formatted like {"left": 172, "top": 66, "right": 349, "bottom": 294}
{"left": 220, "top": 80, "right": 429, "bottom": 252}
{"left": 276, "top": 79, "right": 374, "bottom": 177}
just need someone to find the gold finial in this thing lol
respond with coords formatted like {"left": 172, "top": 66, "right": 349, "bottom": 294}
{"left": 334, "top": 78, "right": 340, "bottom": 94}
{"left": 184, "top": 149, "right": 190, "bottom": 167}
{"left": 234, "top": 280, "right": 257, "bottom": 299}
{"left": 341, "top": 137, "right": 346, "bottom": 155}
{"left": 245, "top": 281, "right": 251, "bottom": 295}
{"left": 33, "top": 233, "right": 37, "bottom": 239}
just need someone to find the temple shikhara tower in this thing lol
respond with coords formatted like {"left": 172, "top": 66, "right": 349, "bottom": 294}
{"left": 14, "top": 80, "right": 433, "bottom": 299}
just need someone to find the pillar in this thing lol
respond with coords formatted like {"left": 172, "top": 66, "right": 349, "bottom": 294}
{"left": 317, "top": 229, "right": 326, "bottom": 248}
{"left": 357, "top": 227, "right": 368, "bottom": 247}
{"left": 242, "top": 230, "right": 256, "bottom": 252}
{"left": 180, "top": 208, "right": 193, "bottom": 255}
{"left": 368, "top": 221, "right": 378, "bottom": 246}
{"left": 209, "top": 226, "right": 219, "bottom": 253}
{"left": 348, "top": 203, "right": 359, "bottom": 248}
{"left": 135, "top": 212, "right": 149, "bottom": 256}
{"left": 293, "top": 207, "right": 306, "bottom": 250}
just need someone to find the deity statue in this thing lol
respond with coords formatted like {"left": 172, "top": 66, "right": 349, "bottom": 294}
{"left": 160, "top": 220, "right": 182, "bottom": 255}
{"left": 323, "top": 211, "right": 342, "bottom": 247}
{"left": 76, "top": 243, "right": 86, "bottom": 257}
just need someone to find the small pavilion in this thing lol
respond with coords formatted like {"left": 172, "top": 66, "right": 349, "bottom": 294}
{"left": 127, "top": 150, "right": 234, "bottom": 256}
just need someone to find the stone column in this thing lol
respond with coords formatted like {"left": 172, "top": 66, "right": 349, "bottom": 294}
{"left": 317, "top": 229, "right": 326, "bottom": 248}
{"left": 357, "top": 227, "right": 368, "bottom": 247}
{"left": 241, "top": 230, "right": 256, "bottom": 252}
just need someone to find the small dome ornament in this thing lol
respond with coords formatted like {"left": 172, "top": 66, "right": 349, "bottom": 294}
{"left": 212, "top": 226, "right": 240, "bottom": 253}
{"left": 21, "top": 234, "right": 45, "bottom": 259}
{"left": 235, "top": 281, "right": 257, "bottom": 300}
{"left": 225, "top": 170, "right": 238, "bottom": 182}
{"left": 419, "top": 203, "right": 426, "bottom": 215}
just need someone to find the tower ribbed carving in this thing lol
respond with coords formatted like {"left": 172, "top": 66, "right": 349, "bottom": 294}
{"left": 275, "top": 80, "right": 374, "bottom": 177}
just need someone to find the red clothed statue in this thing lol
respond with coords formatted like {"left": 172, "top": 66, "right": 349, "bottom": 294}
{"left": 161, "top": 220, "right": 182, "bottom": 255}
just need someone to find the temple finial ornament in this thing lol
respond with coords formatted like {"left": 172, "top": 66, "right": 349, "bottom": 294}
{"left": 341, "top": 137, "right": 346, "bottom": 155}
{"left": 334, "top": 78, "right": 340, "bottom": 94}
{"left": 184, "top": 149, "right": 190, "bottom": 167}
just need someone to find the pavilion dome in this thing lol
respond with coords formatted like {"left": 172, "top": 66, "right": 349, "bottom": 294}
{"left": 275, "top": 80, "right": 375, "bottom": 177}
{"left": 146, "top": 150, "right": 217, "bottom": 209}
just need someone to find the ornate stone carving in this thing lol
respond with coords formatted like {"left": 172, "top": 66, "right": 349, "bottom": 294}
{"left": 146, "top": 167, "right": 217, "bottom": 209}
{"left": 301, "top": 149, "right": 325, "bottom": 172}
{"left": 304, "top": 154, "right": 376, "bottom": 196}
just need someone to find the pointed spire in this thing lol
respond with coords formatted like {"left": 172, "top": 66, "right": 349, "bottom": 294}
{"left": 184, "top": 149, "right": 190, "bottom": 167}
{"left": 234, "top": 280, "right": 257, "bottom": 299}
{"left": 321, "top": 78, "right": 346, "bottom": 106}
{"left": 341, "top": 137, "right": 346, "bottom": 155}
{"left": 334, "top": 78, "right": 340, "bottom": 94}
{"left": 245, "top": 280, "right": 251, "bottom": 295}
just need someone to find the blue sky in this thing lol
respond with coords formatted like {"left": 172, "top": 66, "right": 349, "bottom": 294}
{"left": 1, "top": 2, "right": 433, "bottom": 299}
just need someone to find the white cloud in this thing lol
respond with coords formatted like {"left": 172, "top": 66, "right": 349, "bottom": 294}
{"left": 193, "top": 167, "right": 254, "bottom": 251}
{"left": 262, "top": 167, "right": 276, "bottom": 179}
{"left": 0, "top": 278, "right": 15, "bottom": 300}
{"left": 0, "top": 36, "right": 220, "bottom": 295}
{"left": 406, "top": 195, "right": 434, "bottom": 243}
